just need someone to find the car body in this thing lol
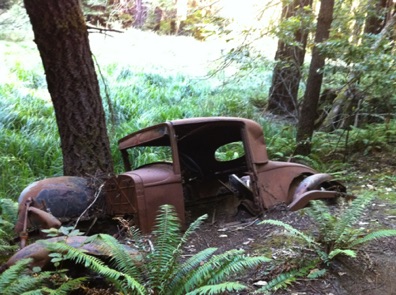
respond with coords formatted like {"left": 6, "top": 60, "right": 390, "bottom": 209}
{"left": 15, "top": 117, "right": 349, "bottom": 240}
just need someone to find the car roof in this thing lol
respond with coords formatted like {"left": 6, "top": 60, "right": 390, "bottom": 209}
{"left": 118, "top": 117, "right": 262, "bottom": 150}
{"left": 118, "top": 117, "right": 268, "bottom": 165}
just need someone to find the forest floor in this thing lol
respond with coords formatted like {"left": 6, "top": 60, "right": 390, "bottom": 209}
{"left": 182, "top": 153, "right": 396, "bottom": 295}
{"left": 77, "top": 153, "right": 396, "bottom": 295}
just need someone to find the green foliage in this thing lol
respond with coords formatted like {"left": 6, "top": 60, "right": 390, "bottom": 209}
{"left": 258, "top": 195, "right": 396, "bottom": 290}
{"left": 306, "top": 194, "right": 396, "bottom": 261}
{"left": 256, "top": 263, "right": 318, "bottom": 293}
{"left": 1, "top": 20, "right": 395, "bottom": 202}
{"left": 0, "top": 92, "right": 62, "bottom": 199}
{"left": 261, "top": 194, "right": 396, "bottom": 266}
{"left": 260, "top": 219, "right": 317, "bottom": 247}
{"left": 38, "top": 276, "right": 87, "bottom": 295}
{"left": 0, "top": 198, "right": 18, "bottom": 252}
{"left": 0, "top": 258, "right": 82, "bottom": 295}
{"left": 46, "top": 205, "right": 270, "bottom": 294}
{"left": 347, "top": 124, "right": 396, "bottom": 154}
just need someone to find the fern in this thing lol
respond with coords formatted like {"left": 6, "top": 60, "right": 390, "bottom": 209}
{"left": 183, "top": 249, "right": 269, "bottom": 293}
{"left": 0, "top": 198, "right": 18, "bottom": 252}
{"left": 307, "top": 268, "right": 327, "bottom": 279}
{"left": 85, "top": 233, "right": 143, "bottom": 280}
{"left": 186, "top": 281, "right": 248, "bottom": 295}
{"left": 350, "top": 229, "right": 396, "bottom": 247}
{"left": 42, "top": 204, "right": 271, "bottom": 295}
{"left": 261, "top": 194, "right": 396, "bottom": 269}
{"left": 259, "top": 219, "right": 318, "bottom": 247}
{"left": 45, "top": 240, "right": 146, "bottom": 295}
{"left": 206, "top": 253, "right": 270, "bottom": 285}
{"left": 167, "top": 247, "right": 219, "bottom": 294}
{"left": 0, "top": 258, "right": 29, "bottom": 290}
{"left": 257, "top": 270, "right": 299, "bottom": 292}
{"left": 257, "top": 262, "right": 317, "bottom": 293}
{"left": 327, "top": 249, "right": 356, "bottom": 260}
{"left": 33, "top": 277, "right": 86, "bottom": 295}
{"left": 157, "top": 212, "right": 209, "bottom": 293}
{"left": 149, "top": 204, "right": 182, "bottom": 292}
{"left": 333, "top": 194, "right": 374, "bottom": 247}
{"left": 0, "top": 198, "right": 18, "bottom": 224}
{"left": 0, "top": 258, "right": 55, "bottom": 295}
{"left": 305, "top": 198, "right": 337, "bottom": 242}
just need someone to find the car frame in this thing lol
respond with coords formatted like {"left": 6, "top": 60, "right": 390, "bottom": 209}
{"left": 15, "top": 117, "right": 350, "bottom": 242}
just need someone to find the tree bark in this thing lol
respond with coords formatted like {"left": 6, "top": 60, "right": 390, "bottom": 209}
{"left": 295, "top": 0, "right": 334, "bottom": 155}
{"left": 267, "top": 0, "right": 313, "bottom": 117}
{"left": 24, "top": 0, "right": 114, "bottom": 176}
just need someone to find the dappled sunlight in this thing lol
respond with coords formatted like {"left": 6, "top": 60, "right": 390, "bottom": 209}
{"left": 89, "top": 29, "right": 226, "bottom": 77}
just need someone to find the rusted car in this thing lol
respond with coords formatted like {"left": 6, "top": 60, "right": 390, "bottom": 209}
{"left": 15, "top": 117, "right": 349, "bottom": 241}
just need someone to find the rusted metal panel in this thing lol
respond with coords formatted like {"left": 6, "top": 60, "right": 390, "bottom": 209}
{"left": 104, "top": 163, "right": 185, "bottom": 233}
{"left": 253, "top": 161, "right": 317, "bottom": 209}
{"left": 15, "top": 176, "right": 96, "bottom": 234}
{"left": 104, "top": 175, "right": 138, "bottom": 215}
{"left": 0, "top": 236, "right": 141, "bottom": 273}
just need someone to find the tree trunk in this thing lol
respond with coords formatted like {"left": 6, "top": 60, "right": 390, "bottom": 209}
{"left": 24, "top": 0, "right": 114, "bottom": 176}
{"left": 364, "top": 0, "right": 391, "bottom": 34}
{"left": 295, "top": 0, "right": 334, "bottom": 156}
{"left": 267, "top": 0, "right": 313, "bottom": 117}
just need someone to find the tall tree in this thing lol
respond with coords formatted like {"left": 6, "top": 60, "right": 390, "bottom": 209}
{"left": 24, "top": 0, "right": 114, "bottom": 176}
{"left": 295, "top": 0, "right": 335, "bottom": 155}
{"left": 267, "top": 0, "right": 313, "bottom": 117}
{"left": 364, "top": 0, "right": 392, "bottom": 34}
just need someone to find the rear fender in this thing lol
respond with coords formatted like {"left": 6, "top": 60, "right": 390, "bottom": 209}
{"left": 15, "top": 177, "right": 96, "bottom": 234}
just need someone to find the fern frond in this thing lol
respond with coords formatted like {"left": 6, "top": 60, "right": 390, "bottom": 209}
{"left": 307, "top": 200, "right": 334, "bottom": 227}
{"left": 256, "top": 271, "right": 297, "bottom": 292}
{"left": 0, "top": 259, "right": 53, "bottom": 295}
{"left": 256, "top": 265, "right": 311, "bottom": 293}
{"left": 0, "top": 258, "right": 32, "bottom": 289}
{"left": 207, "top": 254, "right": 270, "bottom": 285}
{"left": 0, "top": 225, "right": 17, "bottom": 252}
{"left": 167, "top": 247, "right": 219, "bottom": 295}
{"left": 306, "top": 200, "right": 337, "bottom": 241}
{"left": 148, "top": 204, "right": 182, "bottom": 290}
{"left": 350, "top": 229, "right": 396, "bottom": 248}
{"left": 128, "top": 226, "right": 146, "bottom": 250}
{"left": 18, "top": 290, "right": 43, "bottom": 295}
{"left": 307, "top": 268, "right": 327, "bottom": 279}
{"left": 334, "top": 194, "right": 374, "bottom": 246}
{"left": 183, "top": 249, "right": 246, "bottom": 291}
{"left": 328, "top": 249, "right": 356, "bottom": 260}
{"left": 40, "top": 277, "right": 87, "bottom": 295}
{"left": 259, "top": 219, "right": 317, "bottom": 247}
{"left": 158, "top": 213, "right": 208, "bottom": 292}
{"left": 45, "top": 240, "right": 146, "bottom": 295}
{"left": 186, "top": 281, "right": 248, "bottom": 295}
{"left": 0, "top": 243, "right": 17, "bottom": 252}
{"left": 86, "top": 234, "right": 143, "bottom": 280}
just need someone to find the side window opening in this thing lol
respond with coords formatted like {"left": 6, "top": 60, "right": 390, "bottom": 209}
{"left": 215, "top": 141, "right": 245, "bottom": 162}
{"left": 127, "top": 146, "right": 172, "bottom": 169}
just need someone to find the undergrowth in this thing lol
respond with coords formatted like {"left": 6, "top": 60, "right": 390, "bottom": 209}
{"left": 257, "top": 194, "right": 396, "bottom": 292}
{"left": 1, "top": 39, "right": 395, "bottom": 201}
{"left": 42, "top": 205, "right": 270, "bottom": 294}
